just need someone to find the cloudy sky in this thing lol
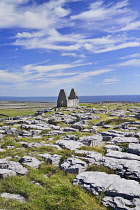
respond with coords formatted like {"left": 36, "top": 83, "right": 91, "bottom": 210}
{"left": 0, "top": 0, "right": 140, "bottom": 96}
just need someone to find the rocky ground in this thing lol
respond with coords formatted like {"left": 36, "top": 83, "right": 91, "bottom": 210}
{"left": 0, "top": 101, "right": 140, "bottom": 210}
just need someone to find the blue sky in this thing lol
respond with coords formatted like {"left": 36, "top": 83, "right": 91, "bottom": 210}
{"left": 0, "top": 0, "right": 140, "bottom": 96}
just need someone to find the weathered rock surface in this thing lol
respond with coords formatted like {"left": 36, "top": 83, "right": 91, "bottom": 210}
{"left": 74, "top": 150, "right": 102, "bottom": 165}
{"left": 73, "top": 171, "right": 140, "bottom": 209}
{"left": 102, "top": 157, "right": 140, "bottom": 180}
{"left": 21, "top": 124, "right": 50, "bottom": 130}
{"left": 127, "top": 143, "right": 140, "bottom": 156}
{"left": 78, "top": 134, "right": 103, "bottom": 146}
{"left": 104, "top": 145, "right": 122, "bottom": 151}
{"left": 1, "top": 193, "right": 26, "bottom": 203}
{"left": 0, "top": 169, "right": 16, "bottom": 178}
{"left": 19, "top": 156, "right": 42, "bottom": 169}
{"left": 22, "top": 142, "right": 44, "bottom": 148}
{"left": 0, "top": 159, "right": 28, "bottom": 175}
{"left": 55, "top": 140, "right": 84, "bottom": 150}
{"left": 1, "top": 101, "right": 140, "bottom": 209}
{"left": 103, "top": 196, "right": 140, "bottom": 210}
{"left": 62, "top": 127, "right": 78, "bottom": 132}
{"left": 39, "top": 154, "right": 62, "bottom": 166}
{"left": 110, "top": 137, "right": 139, "bottom": 144}
{"left": 106, "top": 150, "right": 140, "bottom": 161}
{"left": 60, "top": 158, "right": 87, "bottom": 174}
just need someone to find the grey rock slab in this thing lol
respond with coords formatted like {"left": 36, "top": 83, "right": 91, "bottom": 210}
{"left": 5, "top": 128, "right": 22, "bottom": 135}
{"left": 0, "top": 159, "right": 28, "bottom": 175}
{"left": 127, "top": 143, "right": 140, "bottom": 156}
{"left": 74, "top": 150, "right": 102, "bottom": 165}
{"left": 1, "top": 193, "right": 26, "bottom": 203}
{"left": 78, "top": 134, "right": 103, "bottom": 146}
{"left": 100, "top": 131, "right": 123, "bottom": 140}
{"left": 47, "top": 130, "right": 66, "bottom": 135}
{"left": 55, "top": 140, "right": 84, "bottom": 150}
{"left": 103, "top": 196, "right": 140, "bottom": 210}
{"left": 135, "top": 131, "right": 140, "bottom": 138}
{"left": 62, "top": 127, "right": 78, "bottom": 132}
{"left": 60, "top": 157, "right": 87, "bottom": 174}
{"left": 21, "top": 124, "right": 50, "bottom": 130}
{"left": 71, "top": 124, "right": 83, "bottom": 131}
{"left": 106, "top": 150, "right": 140, "bottom": 161}
{"left": 109, "top": 130, "right": 135, "bottom": 137}
{"left": 104, "top": 145, "right": 122, "bottom": 151}
{"left": 19, "top": 156, "right": 42, "bottom": 169}
{"left": 73, "top": 171, "right": 140, "bottom": 198}
{"left": 0, "top": 169, "right": 16, "bottom": 178}
{"left": 49, "top": 125, "right": 60, "bottom": 130}
{"left": 22, "top": 142, "right": 44, "bottom": 148}
{"left": 65, "top": 134, "right": 79, "bottom": 141}
{"left": 39, "top": 153, "right": 62, "bottom": 166}
{"left": 91, "top": 126, "right": 99, "bottom": 132}
{"left": 135, "top": 113, "right": 140, "bottom": 119}
{"left": 114, "top": 122, "right": 130, "bottom": 129}
{"left": 110, "top": 137, "right": 139, "bottom": 144}
{"left": 102, "top": 157, "right": 140, "bottom": 180}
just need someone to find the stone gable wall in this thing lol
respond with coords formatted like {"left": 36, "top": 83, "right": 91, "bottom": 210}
{"left": 57, "top": 89, "right": 79, "bottom": 107}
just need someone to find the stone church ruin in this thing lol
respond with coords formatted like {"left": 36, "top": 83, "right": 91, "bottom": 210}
{"left": 57, "top": 88, "right": 79, "bottom": 107}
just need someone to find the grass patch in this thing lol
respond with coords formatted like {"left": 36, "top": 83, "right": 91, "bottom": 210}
{"left": 0, "top": 165, "right": 108, "bottom": 210}
{"left": 87, "top": 164, "right": 114, "bottom": 174}
{"left": 79, "top": 146, "right": 106, "bottom": 156}
{"left": 0, "top": 109, "right": 36, "bottom": 118}
{"left": 104, "top": 118, "right": 135, "bottom": 126}
{"left": 117, "top": 143, "right": 129, "bottom": 152}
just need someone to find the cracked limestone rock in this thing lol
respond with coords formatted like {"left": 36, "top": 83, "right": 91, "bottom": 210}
{"left": 55, "top": 140, "right": 84, "bottom": 150}
{"left": 1, "top": 193, "right": 26, "bottom": 203}
{"left": 73, "top": 171, "right": 140, "bottom": 209}
{"left": 19, "top": 156, "right": 42, "bottom": 169}
{"left": 0, "top": 159, "right": 28, "bottom": 175}
{"left": 60, "top": 157, "right": 87, "bottom": 174}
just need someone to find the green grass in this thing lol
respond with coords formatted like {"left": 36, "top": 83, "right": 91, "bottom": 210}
{"left": 0, "top": 109, "right": 37, "bottom": 118}
{"left": 87, "top": 164, "right": 114, "bottom": 174}
{"left": 79, "top": 145, "right": 106, "bottom": 156}
{"left": 104, "top": 118, "right": 135, "bottom": 126}
{"left": 0, "top": 164, "right": 108, "bottom": 210}
{"left": 117, "top": 143, "right": 129, "bottom": 152}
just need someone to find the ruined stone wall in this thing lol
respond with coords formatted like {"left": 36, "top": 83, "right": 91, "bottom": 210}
{"left": 57, "top": 88, "right": 79, "bottom": 108}
{"left": 67, "top": 99, "right": 79, "bottom": 107}
{"left": 57, "top": 89, "right": 68, "bottom": 107}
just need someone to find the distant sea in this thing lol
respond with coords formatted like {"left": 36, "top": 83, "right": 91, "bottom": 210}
{"left": 0, "top": 95, "right": 140, "bottom": 103}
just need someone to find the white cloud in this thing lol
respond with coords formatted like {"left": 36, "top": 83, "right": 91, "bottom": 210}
{"left": 0, "top": 0, "right": 70, "bottom": 29}
{"left": 62, "top": 53, "right": 85, "bottom": 58}
{"left": 119, "top": 53, "right": 140, "bottom": 59}
{"left": 117, "top": 59, "right": 140, "bottom": 67}
{"left": 47, "top": 72, "right": 78, "bottom": 77}
{"left": 93, "top": 42, "right": 140, "bottom": 53}
{"left": 41, "top": 69, "right": 113, "bottom": 88}
{"left": 70, "top": 0, "right": 138, "bottom": 33}
{"left": 0, "top": 70, "right": 23, "bottom": 82}
{"left": 1, "top": 0, "right": 140, "bottom": 56}
{"left": 97, "top": 77, "right": 119, "bottom": 86}
{"left": 120, "top": 20, "right": 140, "bottom": 31}
{"left": 22, "top": 62, "right": 91, "bottom": 74}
